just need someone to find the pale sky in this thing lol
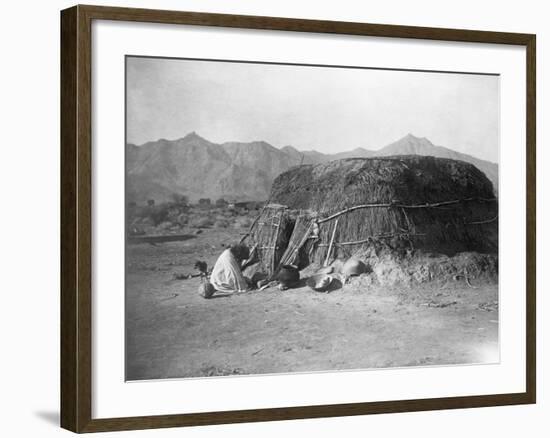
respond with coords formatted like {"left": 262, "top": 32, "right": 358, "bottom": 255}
{"left": 126, "top": 56, "right": 499, "bottom": 163}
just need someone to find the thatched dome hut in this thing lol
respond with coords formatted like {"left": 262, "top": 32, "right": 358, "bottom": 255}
{"left": 246, "top": 156, "right": 497, "bottom": 277}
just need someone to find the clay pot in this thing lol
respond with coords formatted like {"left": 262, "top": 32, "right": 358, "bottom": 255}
{"left": 342, "top": 258, "right": 367, "bottom": 277}
{"left": 306, "top": 274, "right": 333, "bottom": 292}
{"left": 276, "top": 265, "right": 300, "bottom": 287}
{"left": 198, "top": 280, "right": 215, "bottom": 299}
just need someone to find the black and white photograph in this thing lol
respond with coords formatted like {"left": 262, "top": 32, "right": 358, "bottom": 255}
{"left": 125, "top": 56, "right": 499, "bottom": 381}
{"left": 1, "top": 0, "right": 544, "bottom": 435}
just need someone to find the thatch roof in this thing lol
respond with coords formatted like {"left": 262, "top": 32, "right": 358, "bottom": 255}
{"left": 271, "top": 156, "right": 495, "bottom": 211}
{"left": 248, "top": 156, "right": 498, "bottom": 275}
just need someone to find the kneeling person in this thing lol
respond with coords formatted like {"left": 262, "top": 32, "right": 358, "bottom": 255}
{"left": 210, "top": 244, "right": 255, "bottom": 294}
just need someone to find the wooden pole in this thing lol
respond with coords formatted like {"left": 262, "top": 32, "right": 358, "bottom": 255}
{"left": 324, "top": 218, "right": 339, "bottom": 267}
{"left": 466, "top": 215, "right": 498, "bottom": 225}
{"left": 317, "top": 232, "right": 426, "bottom": 247}
{"left": 272, "top": 209, "right": 283, "bottom": 275}
{"left": 317, "top": 197, "right": 496, "bottom": 224}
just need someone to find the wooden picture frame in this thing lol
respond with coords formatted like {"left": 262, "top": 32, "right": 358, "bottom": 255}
{"left": 61, "top": 4, "right": 536, "bottom": 433}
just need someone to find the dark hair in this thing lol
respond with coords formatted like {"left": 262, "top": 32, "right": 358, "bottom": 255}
{"left": 230, "top": 244, "right": 250, "bottom": 261}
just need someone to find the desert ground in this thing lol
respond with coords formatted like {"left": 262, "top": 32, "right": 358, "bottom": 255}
{"left": 125, "top": 220, "right": 499, "bottom": 381}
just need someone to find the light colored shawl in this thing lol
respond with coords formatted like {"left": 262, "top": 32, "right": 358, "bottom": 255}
{"left": 209, "top": 249, "right": 248, "bottom": 293}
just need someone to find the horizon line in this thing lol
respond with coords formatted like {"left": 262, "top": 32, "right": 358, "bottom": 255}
{"left": 127, "top": 131, "right": 498, "bottom": 165}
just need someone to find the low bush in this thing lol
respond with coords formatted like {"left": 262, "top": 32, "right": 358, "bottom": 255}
{"left": 214, "top": 219, "right": 230, "bottom": 228}
{"left": 176, "top": 213, "right": 189, "bottom": 226}
{"left": 234, "top": 217, "right": 252, "bottom": 228}
{"left": 190, "top": 216, "right": 214, "bottom": 228}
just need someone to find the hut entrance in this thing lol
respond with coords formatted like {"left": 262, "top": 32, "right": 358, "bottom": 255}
{"left": 276, "top": 212, "right": 317, "bottom": 272}
{"left": 244, "top": 204, "right": 295, "bottom": 278}
{"left": 244, "top": 206, "right": 322, "bottom": 279}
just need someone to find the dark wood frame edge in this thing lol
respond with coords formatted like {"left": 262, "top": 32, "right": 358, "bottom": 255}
{"left": 60, "top": 4, "right": 536, "bottom": 433}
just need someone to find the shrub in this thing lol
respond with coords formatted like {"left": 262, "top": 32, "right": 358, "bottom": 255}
{"left": 157, "top": 221, "right": 173, "bottom": 231}
{"left": 176, "top": 213, "right": 189, "bottom": 226}
{"left": 190, "top": 216, "right": 214, "bottom": 228}
{"left": 234, "top": 217, "right": 252, "bottom": 228}
{"left": 214, "top": 219, "right": 229, "bottom": 228}
{"left": 139, "top": 204, "right": 172, "bottom": 226}
{"left": 170, "top": 193, "right": 189, "bottom": 205}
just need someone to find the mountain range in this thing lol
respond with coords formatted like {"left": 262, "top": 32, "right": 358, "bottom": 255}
{"left": 126, "top": 132, "right": 498, "bottom": 203}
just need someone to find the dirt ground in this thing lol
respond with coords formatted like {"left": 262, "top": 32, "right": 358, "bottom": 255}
{"left": 125, "top": 228, "right": 499, "bottom": 380}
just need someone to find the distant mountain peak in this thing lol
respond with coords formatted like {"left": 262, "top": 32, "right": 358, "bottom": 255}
{"left": 402, "top": 133, "right": 431, "bottom": 143}
{"left": 281, "top": 145, "right": 299, "bottom": 153}
{"left": 182, "top": 131, "right": 205, "bottom": 141}
{"left": 382, "top": 134, "right": 437, "bottom": 155}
